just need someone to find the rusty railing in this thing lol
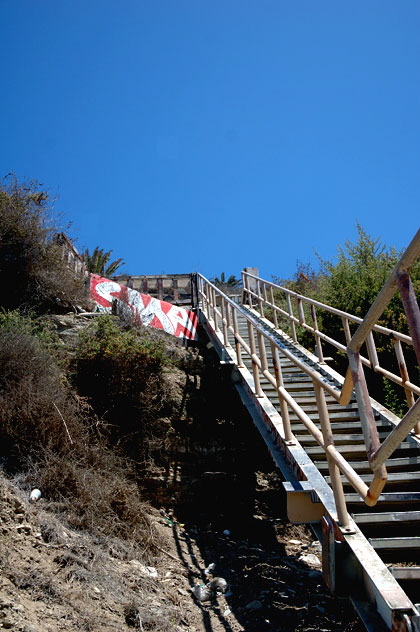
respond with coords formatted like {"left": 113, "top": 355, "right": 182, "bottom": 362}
{"left": 196, "top": 229, "right": 420, "bottom": 527}
{"left": 241, "top": 229, "right": 420, "bottom": 509}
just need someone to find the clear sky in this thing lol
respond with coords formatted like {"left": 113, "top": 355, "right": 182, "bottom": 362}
{"left": 2, "top": 1, "right": 419, "bottom": 281}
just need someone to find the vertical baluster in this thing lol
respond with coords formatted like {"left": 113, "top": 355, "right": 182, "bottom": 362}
{"left": 205, "top": 282, "right": 211, "bottom": 319}
{"left": 262, "top": 283, "right": 268, "bottom": 314}
{"left": 270, "top": 342, "right": 293, "bottom": 443}
{"left": 366, "top": 332, "right": 379, "bottom": 370}
{"left": 286, "top": 294, "right": 297, "bottom": 342}
{"left": 394, "top": 339, "right": 419, "bottom": 432}
{"left": 310, "top": 304, "right": 324, "bottom": 363}
{"left": 297, "top": 298, "right": 305, "bottom": 325}
{"left": 257, "top": 281, "right": 264, "bottom": 316}
{"left": 212, "top": 287, "right": 219, "bottom": 331}
{"left": 270, "top": 286, "right": 278, "bottom": 328}
{"left": 248, "top": 321, "right": 263, "bottom": 397}
{"left": 313, "top": 382, "right": 350, "bottom": 529}
{"left": 342, "top": 317, "right": 352, "bottom": 345}
{"left": 233, "top": 309, "right": 243, "bottom": 368}
{"left": 221, "top": 298, "right": 229, "bottom": 347}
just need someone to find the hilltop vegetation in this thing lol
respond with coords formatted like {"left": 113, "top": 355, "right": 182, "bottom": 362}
{"left": 271, "top": 224, "right": 420, "bottom": 414}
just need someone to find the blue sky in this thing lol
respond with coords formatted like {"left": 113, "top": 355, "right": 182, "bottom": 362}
{"left": 1, "top": 1, "right": 419, "bottom": 281}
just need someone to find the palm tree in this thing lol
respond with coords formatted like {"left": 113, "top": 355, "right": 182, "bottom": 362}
{"left": 212, "top": 272, "right": 242, "bottom": 288}
{"left": 83, "top": 246, "right": 125, "bottom": 276}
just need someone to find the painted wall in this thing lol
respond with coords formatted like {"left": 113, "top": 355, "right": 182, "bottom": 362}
{"left": 90, "top": 274, "right": 198, "bottom": 341}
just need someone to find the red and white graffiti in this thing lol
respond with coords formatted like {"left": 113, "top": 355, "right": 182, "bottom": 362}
{"left": 90, "top": 274, "right": 198, "bottom": 341}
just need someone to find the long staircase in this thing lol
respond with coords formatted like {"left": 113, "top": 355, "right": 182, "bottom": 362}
{"left": 193, "top": 229, "right": 420, "bottom": 632}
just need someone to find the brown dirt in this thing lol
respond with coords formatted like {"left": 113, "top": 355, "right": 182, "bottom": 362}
{"left": 0, "top": 319, "right": 364, "bottom": 631}
{"left": 0, "top": 471, "right": 364, "bottom": 632}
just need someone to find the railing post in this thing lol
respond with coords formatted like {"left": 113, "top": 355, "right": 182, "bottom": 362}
{"left": 220, "top": 298, "right": 229, "bottom": 347}
{"left": 204, "top": 282, "right": 211, "bottom": 320}
{"left": 313, "top": 381, "right": 351, "bottom": 530}
{"left": 297, "top": 298, "right": 305, "bottom": 325}
{"left": 257, "top": 281, "right": 264, "bottom": 317}
{"left": 212, "top": 287, "right": 219, "bottom": 331}
{"left": 269, "top": 286, "right": 279, "bottom": 328}
{"left": 271, "top": 342, "right": 294, "bottom": 443}
{"left": 286, "top": 294, "right": 297, "bottom": 342}
{"left": 366, "top": 332, "right": 379, "bottom": 370}
{"left": 310, "top": 304, "right": 324, "bottom": 363}
{"left": 248, "top": 321, "right": 263, "bottom": 397}
{"left": 233, "top": 309, "right": 244, "bottom": 368}
{"left": 342, "top": 316, "right": 352, "bottom": 344}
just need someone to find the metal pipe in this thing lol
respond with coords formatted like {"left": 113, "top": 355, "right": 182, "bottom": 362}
{"left": 397, "top": 270, "right": 420, "bottom": 368}
{"left": 342, "top": 316, "right": 352, "bottom": 345}
{"left": 212, "top": 287, "right": 219, "bottom": 331}
{"left": 366, "top": 332, "right": 379, "bottom": 370}
{"left": 257, "top": 281, "right": 264, "bottom": 317}
{"left": 394, "top": 338, "right": 416, "bottom": 411}
{"left": 310, "top": 304, "right": 324, "bottom": 363}
{"left": 233, "top": 309, "right": 244, "bottom": 368}
{"left": 314, "top": 382, "right": 350, "bottom": 528}
{"left": 286, "top": 294, "right": 297, "bottom": 342}
{"left": 221, "top": 298, "right": 229, "bottom": 346}
{"left": 270, "top": 342, "right": 293, "bottom": 442}
{"left": 248, "top": 321, "right": 263, "bottom": 397}
{"left": 270, "top": 286, "right": 279, "bottom": 328}
{"left": 370, "top": 397, "right": 420, "bottom": 470}
{"left": 348, "top": 230, "right": 420, "bottom": 354}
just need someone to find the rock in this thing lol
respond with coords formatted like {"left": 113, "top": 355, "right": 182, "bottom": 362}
{"left": 245, "top": 600, "right": 263, "bottom": 610}
{"left": 192, "top": 585, "right": 212, "bottom": 601}
{"left": 299, "top": 553, "right": 322, "bottom": 568}
{"left": 209, "top": 577, "right": 228, "bottom": 593}
{"left": 288, "top": 539, "right": 302, "bottom": 545}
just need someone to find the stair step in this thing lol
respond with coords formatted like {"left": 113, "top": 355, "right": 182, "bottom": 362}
{"left": 369, "top": 537, "right": 420, "bottom": 551}
{"left": 389, "top": 567, "right": 420, "bottom": 580}
{"left": 314, "top": 456, "right": 420, "bottom": 474}
{"left": 354, "top": 511, "right": 420, "bottom": 526}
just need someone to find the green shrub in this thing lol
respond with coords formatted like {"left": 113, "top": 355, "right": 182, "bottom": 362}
{"left": 0, "top": 175, "right": 88, "bottom": 313}
{"left": 75, "top": 315, "right": 169, "bottom": 463}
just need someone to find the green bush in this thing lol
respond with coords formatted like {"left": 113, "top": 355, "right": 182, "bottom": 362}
{"left": 0, "top": 175, "right": 88, "bottom": 313}
{"left": 271, "top": 225, "right": 420, "bottom": 413}
{"left": 0, "top": 311, "right": 160, "bottom": 550}
{"left": 75, "top": 315, "right": 169, "bottom": 463}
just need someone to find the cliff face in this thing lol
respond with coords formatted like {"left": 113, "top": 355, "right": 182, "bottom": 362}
{"left": 0, "top": 315, "right": 362, "bottom": 632}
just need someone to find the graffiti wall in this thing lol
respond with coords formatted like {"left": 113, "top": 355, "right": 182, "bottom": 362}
{"left": 90, "top": 274, "right": 198, "bottom": 341}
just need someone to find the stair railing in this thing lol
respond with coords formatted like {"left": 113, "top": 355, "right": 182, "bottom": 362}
{"left": 241, "top": 229, "right": 420, "bottom": 505}
{"left": 196, "top": 274, "right": 369, "bottom": 530}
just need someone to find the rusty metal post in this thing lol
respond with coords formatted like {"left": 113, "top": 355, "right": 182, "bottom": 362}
{"left": 342, "top": 316, "right": 352, "bottom": 345}
{"left": 347, "top": 349, "right": 387, "bottom": 504}
{"left": 173, "top": 278, "right": 179, "bottom": 302}
{"left": 257, "top": 281, "right": 264, "bottom": 317}
{"left": 297, "top": 297, "right": 305, "bottom": 326}
{"left": 204, "top": 282, "right": 211, "bottom": 320}
{"left": 366, "top": 332, "right": 379, "bottom": 370}
{"left": 233, "top": 309, "right": 244, "bottom": 368}
{"left": 269, "top": 286, "right": 279, "bottom": 328}
{"left": 371, "top": 397, "right": 420, "bottom": 470}
{"left": 220, "top": 298, "right": 229, "bottom": 347}
{"left": 248, "top": 320, "right": 263, "bottom": 397}
{"left": 262, "top": 282, "right": 268, "bottom": 312}
{"left": 310, "top": 304, "right": 324, "bottom": 363}
{"left": 212, "top": 287, "right": 219, "bottom": 331}
{"left": 313, "top": 382, "right": 351, "bottom": 530}
{"left": 397, "top": 270, "right": 420, "bottom": 368}
{"left": 286, "top": 294, "right": 297, "bottom": 342}
{"left": 270, "top": 341, "right": 294, "bottom": 443}
{"left": 394, "top": 338, "right": 416, "bottom": 411}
